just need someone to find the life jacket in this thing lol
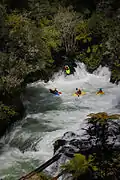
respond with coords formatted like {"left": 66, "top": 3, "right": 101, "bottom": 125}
{"left": 77, "top": 89, "right": 81, "bottom": 94}
{"left": 98, "top": 89, "right": 103, "bottom": 93}
{"left": 65, "top": 67, "right": 70, "bottom": 74}
{"left": 64, "top": 65, "right": 70, "bottom": 75}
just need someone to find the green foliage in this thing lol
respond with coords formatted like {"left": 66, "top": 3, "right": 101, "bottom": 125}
{"left": 0, "top": 52, "right": 9, "bottom": 76}
{"left": 62, "top": 153, "right": 97, "bottom": 179}
{"left": 110, "top": 67, "right": 120, "bottom": 84}
{"left": 75, "top": 20, "right": 91, "bottom": 42}
{"left": 0, "top": 102, "right": 17, "bottom": 120}
{"left": 0, "top": 3, "right": 6, "bottom": 39}
{"left": 87, "top": 112, "right": 120, "bottom": 139}
{"left": 38, "top": 172, "right": 51, "bottom": 180}
{"left": 77, "top": 43, "right": 103, "bottom": 72}
{"left": 42, "top": 25, "right": 61, "bottom": 49}
{"left": 87, "top": 47, "right": 91, "bottom": 53}
{"left": 88, "top": 112, "right": 120, "bottom": 123}
{"left": 54, "top": 6, "right": 81, "bottom": 54}
{"left": 0, "top": 11, "right": 58, "bottom": 93}
{"left": 0, "top": 0, "right": 119, "bottom": 97}
{"left": 28, "top": 0, "right": 58, "bottom": 22}
{"left": 85, "top": 112, "right": 120, "bottom": 179}
{"left": 6, "top": 12, "right": 51, "bottom": 65}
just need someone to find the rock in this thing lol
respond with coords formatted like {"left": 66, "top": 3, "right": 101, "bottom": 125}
{"left": 53, "top": 131, "right": 87, "bottom": 156}
{"left": 53, "top": 139, "right": 67, "bottom": 154}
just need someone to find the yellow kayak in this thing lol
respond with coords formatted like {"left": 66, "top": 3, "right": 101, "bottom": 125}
{"left": 73, "top": 91, "right": 86, "bottom": 96}
{"left": 96, "top": 92, "right": 105, "bottom": 95}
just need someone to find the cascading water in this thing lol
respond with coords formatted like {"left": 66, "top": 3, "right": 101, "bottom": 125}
{"left": 0, "top": 63, "right": 120, "bottom": 179}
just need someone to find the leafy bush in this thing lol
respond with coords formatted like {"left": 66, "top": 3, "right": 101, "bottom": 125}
{"left": 62, "top": 153, "right": 97, "bottom": 180}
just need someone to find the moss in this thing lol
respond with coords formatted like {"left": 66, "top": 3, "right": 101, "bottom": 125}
{"left": 0, "top": 102, "right": 17, "bottom": 120}
{"left": 87, "top": 112, "right": 120, "bottom": 124}
{"left": 26, "top": 172, "right": 51, "bottom": 180}
{"left": 38, "top": 172, "right": 51, "bottom": 180}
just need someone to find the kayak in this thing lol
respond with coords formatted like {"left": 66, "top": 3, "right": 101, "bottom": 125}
{"left": 73, "top": 91, "right": 86, "bottom": 96}
{"left": 54, "top": 92, "right": 62, "bottom": 96}
{"left": 96, "top": 92, "right": 104, "bottom": 95}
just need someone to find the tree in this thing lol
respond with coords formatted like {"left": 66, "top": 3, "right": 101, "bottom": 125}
{"left": 54, "top": 6, "right": 81, "bottom": 55}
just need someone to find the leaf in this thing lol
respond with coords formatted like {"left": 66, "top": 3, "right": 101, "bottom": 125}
{"left": 61, "top": 153, "right": 91, "bottom": 179}
{"left": 87, "top": 47, "right": 91, "bottom": 53}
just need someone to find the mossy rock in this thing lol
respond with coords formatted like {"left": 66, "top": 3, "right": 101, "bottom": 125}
{"left": 87, "top": 112, "right": 120, "bottom": 124}
{"left": 88, "top": 112, "right": 120, "bottom": 119}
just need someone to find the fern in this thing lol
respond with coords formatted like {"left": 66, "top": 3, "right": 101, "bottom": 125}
{"left": 61, "top": 154, "right": 97, "bottom": 179}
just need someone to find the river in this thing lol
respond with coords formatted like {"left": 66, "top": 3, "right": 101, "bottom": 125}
{"left": 0, "top": 63, "right": 120, "bottom": 179}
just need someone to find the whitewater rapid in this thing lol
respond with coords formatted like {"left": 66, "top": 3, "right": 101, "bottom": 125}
{"left": 0, "top": 63, "right": 120, "bottom": 179}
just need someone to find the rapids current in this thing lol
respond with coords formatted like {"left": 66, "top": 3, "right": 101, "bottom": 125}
{"left": 0, "top": 63, "right": 120, "bottom": 179}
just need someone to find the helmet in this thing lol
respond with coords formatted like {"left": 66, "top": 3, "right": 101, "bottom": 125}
{"left": 99, "top": 88, "right": 102, "bottom": 90}
{"left": 65, "top": 65, "right": 68, "bottom": 67}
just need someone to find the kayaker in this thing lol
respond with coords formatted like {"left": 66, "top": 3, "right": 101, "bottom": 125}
{"left": 64, "top": 65, "right": 71, "bottom": 75}
{"left": 97, "top": 88, "right": 103, "bottom": 94}
{"left": 76, "top": 88, "right": 82, "bottom": 96}
{"left": 54, "top": 88, "right": 58, "bottom": 93}
{"left": 49, "top": 88, "right": 58, "bottom": 94}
